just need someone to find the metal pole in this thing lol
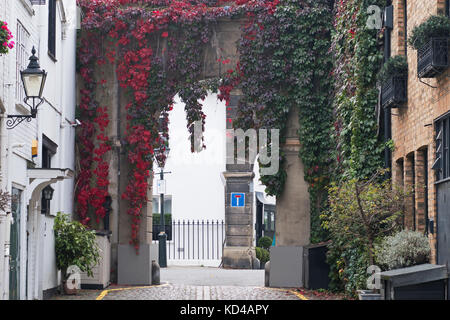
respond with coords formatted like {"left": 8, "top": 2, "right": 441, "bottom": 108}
{"left": 158, "top": 170, "right": 167, "bottom": 268}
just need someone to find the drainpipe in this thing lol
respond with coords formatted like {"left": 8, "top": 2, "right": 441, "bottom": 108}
{"left": 384, "top": 4, "right": 393, "bottom": 178}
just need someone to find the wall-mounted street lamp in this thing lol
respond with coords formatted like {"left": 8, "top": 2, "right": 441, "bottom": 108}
{"left": 7, "top": 46, "right": 47, "bottom": 129}
{"left": 42, "top": 185, "right": 54, "bottom": 201}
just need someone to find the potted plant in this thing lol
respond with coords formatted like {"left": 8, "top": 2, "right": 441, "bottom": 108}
{"left": 408, "top": 15, "right": 450, "bottom": 78}
{"left": 255, "top": 247, "right": 270, "bottom": 270}
{"left": 0, "top": 21, "right": 15, "bottom": 55}
{"left": 378, "top": 55, "right": 408, "bottom": 108}
{"left": 54, "top": 212, "right": 100, "bottom": 295}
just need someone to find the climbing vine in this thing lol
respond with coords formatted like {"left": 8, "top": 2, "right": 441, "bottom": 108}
{"left": 326, "top": 0, "right": 387, "bottom": 295}
{"left": 228, "top": 0, "right": 335, "bottom": 243}
{"left": 76, "top": 0, "right": 279, "bottom": 251}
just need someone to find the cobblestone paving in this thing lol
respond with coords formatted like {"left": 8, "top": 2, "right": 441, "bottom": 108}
{"left": 100, "top": 284, "right": 301, "bottom": 300}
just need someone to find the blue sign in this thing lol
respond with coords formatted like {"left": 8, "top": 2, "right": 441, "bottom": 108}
{"left": 231, "top": 193, "right": 245, "bottom": 207}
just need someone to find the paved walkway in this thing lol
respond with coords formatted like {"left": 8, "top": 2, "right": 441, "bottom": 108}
{"left": 161, "top": 266, "right": 265, "bottom": 286}
{"left": 51, "top": 266, "right": 308, "bottom": 300}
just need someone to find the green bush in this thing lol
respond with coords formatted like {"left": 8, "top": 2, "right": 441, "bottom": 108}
{"left": 408, "top": 15, "right": 450, "bottom": 50}
{"left": 255, "top": 247, "right": 270, "bottom": 264}
{"left": 54, "top": 212, "right": 100, "bottom": 281}
{"left": 257, "top": 236, "right": 272, "bottom": 250}
{"left": 152, "top": 213, "right": 172, "bottom": 225}
{"left": 375, "top": 230, "right": 431, "bottom": 270}
{"left": 377, "top": 55, "right": 408, "bottom": 84}
{"left": 322, "top": 170, "right": 410, "bottom": 296}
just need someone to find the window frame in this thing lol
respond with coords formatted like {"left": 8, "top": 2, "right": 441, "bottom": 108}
{"left": 48, "top": 0, "right": 57, "bottom": 61}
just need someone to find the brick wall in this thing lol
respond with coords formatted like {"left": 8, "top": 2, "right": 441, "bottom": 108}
{"left": 390, "top": 0, "right": 450, "bottom": 263}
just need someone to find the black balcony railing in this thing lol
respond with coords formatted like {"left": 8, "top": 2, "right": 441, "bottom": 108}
{"left": 381, "top": 76, "right": 407, "bottom": 108}
{"left": 417, "top": 38, "right": 449, "bottom": 78}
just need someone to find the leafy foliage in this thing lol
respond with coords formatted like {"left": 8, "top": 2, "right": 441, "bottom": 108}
{"left": 54, "top": 212, "right": 100, "bottom": 280}
{"left": 375, "top": 230, "right": 431, "bottom": 270}
{"left": 408, "top": 15, "right": 450, "bottom": 50}
{"left": 257, "top": 236, "right": 272, "bottom": 250}
{"left": 255, "top": 246, "right": 270, "bottom": 264}
{"left": 229, "top": 0, "right": 335, "bottom": 243}
{"left": 377, "top": 55, "right": 408, "bottom": 84}
{"left": 0, "top": 20, "right": 14, "bottom": 54}
{"left": 322, "top": 170, "right": 409, "bottom": 295}
{"left": 152, "top": 213, "right": 172, "bottom": 226}
{"left": 0, "top": 190, "right": 11, "bottom": 213}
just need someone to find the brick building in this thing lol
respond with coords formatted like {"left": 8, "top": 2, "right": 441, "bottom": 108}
{"left": 387, "top": 0, "right": 450, "bottom": 265}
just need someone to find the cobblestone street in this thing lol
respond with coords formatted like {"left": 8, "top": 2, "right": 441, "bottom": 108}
{"left": 51, "top": 267, "right": 310, "bottom": 300}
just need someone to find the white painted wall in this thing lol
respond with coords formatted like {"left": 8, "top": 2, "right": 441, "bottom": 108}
{"left": 153, "top": 92, "right": 277, "bottom": 257}
{"left": 0, "top": 0, "right": 77, "bottom": 300}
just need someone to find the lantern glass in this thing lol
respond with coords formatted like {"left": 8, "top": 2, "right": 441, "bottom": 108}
{"left": 42, "top": 186, "right": 54, "bottom": 201}
{"left": 22, "top": 72, "right": 47, "bottom": 98}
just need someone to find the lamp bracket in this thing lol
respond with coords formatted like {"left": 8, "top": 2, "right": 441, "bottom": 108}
{"left": 6, "top": 115, "right": 34, "bottom": 130}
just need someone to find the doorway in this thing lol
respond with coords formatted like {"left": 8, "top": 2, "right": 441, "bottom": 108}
{"left": 9, "top": 187, "right": 22, "bottom": 300}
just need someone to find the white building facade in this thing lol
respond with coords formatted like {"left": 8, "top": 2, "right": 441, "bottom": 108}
{"left": 152, "top": 92, "right": 275, "bottom": 266}
{"left": 0, "top": 0, "right": 78, "bottom": 300}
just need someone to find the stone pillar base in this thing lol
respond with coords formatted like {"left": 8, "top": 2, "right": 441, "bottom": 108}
{"left": 118, "top": 243, "right": 158, "bottom": 285}
{"left": 222, "top": 247, "right": 255, "bottom": 269}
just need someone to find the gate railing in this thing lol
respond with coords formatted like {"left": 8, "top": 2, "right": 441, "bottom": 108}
{"left": 153, "top": 219, "right": 225, "bottom": 261}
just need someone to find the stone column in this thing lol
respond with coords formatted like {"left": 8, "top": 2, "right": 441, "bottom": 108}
{"left": 275, "top": 108, "right": 310, "bottom": 247}
{"left": 221, "top": 93, "right": 255, "bottom": 269}
{"left": 269, "top": 107, "right": 310, "bottom": 288}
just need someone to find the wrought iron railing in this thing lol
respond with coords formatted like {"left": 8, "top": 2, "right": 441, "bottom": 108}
{"left": 418, "top": 38, "right": 449, "bottom": 78}
{"left": 381, "top": 76, "right": 407, "bottom": 108}
{"left": 153, "top": 219, "right": 225, "bottom": 261}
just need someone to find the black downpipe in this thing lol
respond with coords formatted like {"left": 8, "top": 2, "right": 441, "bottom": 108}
{"left": 384, "top": 21, "right": 392, "bottom": 177}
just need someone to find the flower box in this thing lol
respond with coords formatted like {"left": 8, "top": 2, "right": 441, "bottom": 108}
{"left": 417, "top": 38, "right": 449, "bottom": 78}
{"left": 381, "top": 76, "right": 407, "bottom": 108}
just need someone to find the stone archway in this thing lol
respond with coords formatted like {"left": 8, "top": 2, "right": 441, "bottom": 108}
{"left": 78, "top": 17, "right": 310, "bottom": 283}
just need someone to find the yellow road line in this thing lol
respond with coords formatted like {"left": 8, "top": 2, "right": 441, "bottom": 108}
{"left": 96, "top": 283, "right": 169, "bottom": 300}
{"left": 260, "top": 286, "right": 309, "bottom": 300}
{"left": 289, "top": 290, "right": 309, "bottom": 300}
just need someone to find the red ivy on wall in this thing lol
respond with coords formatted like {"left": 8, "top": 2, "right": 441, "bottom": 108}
{"left": 76, "top": 0, "right": 279, "bottom": 252}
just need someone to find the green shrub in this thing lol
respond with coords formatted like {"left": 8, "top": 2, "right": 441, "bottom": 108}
{"left": 377, "top": 55, "right": 408, "bottom": 84}
{"left": 54, "top": 212, "right": 100, "bottom": 281}
{"left": 408, "top": 15, "right": 450, "bottom": 50}
{"left": 375, "top": 230, "right": 431, "bottom": 270}
{"left": 322, "top": 170, "right": 410, "bottom": 296}
{"left": 257, "top": 236, "right": 272, "bottom": 250}
{"left": 152, "top": 213, "right": 172, "bottom": 225}
{"left": 255, "top": 247, "right": 270, "bottom": 264}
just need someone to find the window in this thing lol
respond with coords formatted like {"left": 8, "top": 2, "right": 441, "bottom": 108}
{"left": 433, "top": 112, "right": 450, "bottom": 182}
{"left": 446, "top": 0, "right": 450, "bottom": 17}
{"left": 152, "top": 195, "right": 172, "bottom": 214}
{"left": 15, "top": 22, "right": 30, "bottom": 103}
{"left": 48, "top": 0, "right": 56, "bottom": 59}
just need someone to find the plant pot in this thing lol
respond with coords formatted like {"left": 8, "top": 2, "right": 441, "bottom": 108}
{"left": 417, "top": 38, "right": 448, "bottom": 78}
{"left": 357, "top": 290, "right": 382, "bottom": 300}
{"left": 381, "top": 76, "right": 407, "bottom": 108}
{"left": 63, "top": 279, "right": 78, "bottom": 295}
{"left": 260, "top": 261, "right": 266, "bottom": 270}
